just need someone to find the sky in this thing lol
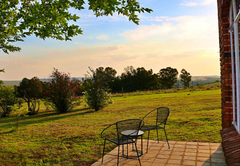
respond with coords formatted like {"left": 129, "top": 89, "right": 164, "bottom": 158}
{"left": 0, "top": 0, "right": 219, "bottom": 80}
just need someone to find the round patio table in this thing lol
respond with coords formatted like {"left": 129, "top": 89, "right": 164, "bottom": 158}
{"left": 121, "top": 130, "right": 144, "bottom": 157}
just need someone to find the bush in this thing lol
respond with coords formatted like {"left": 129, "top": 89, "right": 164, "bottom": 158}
{"left": 44, "top": 69, "right": 81, "bottom": 113}
{"left": 83, "top": 67, "right": 112, "bottom": 111}
{"left": 84, "top": 88, "right": 111, "bottom": 111}
{"left": 0, "top": 86, "right": 16, "bottom": 117}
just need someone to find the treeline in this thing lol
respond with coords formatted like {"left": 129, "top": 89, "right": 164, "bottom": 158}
{"left": 83, "top": 66, "right": 191, "bottom": 93}
{"left": 0, "top": 66, "right": 191, "bottom": 117}
{"left": 14, "top": 66, "right": 191, "bottom": 94}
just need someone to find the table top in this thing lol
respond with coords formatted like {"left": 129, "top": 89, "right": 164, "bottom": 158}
{"left": 121, "top": 130, "right": 144, "bottom": 137}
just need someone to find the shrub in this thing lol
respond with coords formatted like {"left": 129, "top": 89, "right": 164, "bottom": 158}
{"left": 0, "top": 86, "right": 16, "bottom": 117}
{"left": 83, "top": 67, "right": 112, "bottom": 111}
{"left": 44, "top": 69, "right": 81, "bottom": 113}
{"left": 84, "top": 88, "right": 111, "bottom": 111}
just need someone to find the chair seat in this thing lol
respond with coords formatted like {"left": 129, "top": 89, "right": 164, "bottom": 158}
{"left": 105, "top": 137, "right": 135, "bottom": 145}
{"left": 141, "top": 125, "right": 164, "bottom": 131}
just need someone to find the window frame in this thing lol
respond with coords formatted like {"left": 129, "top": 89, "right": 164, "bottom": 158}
{"left": 229, "top": 0, "right": 240, "bottom": 133}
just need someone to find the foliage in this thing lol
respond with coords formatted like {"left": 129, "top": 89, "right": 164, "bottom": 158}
{"left": 0, "top": 69, "right": 5, "bottom": 86}
{"left": 0, "top": 86, "right": 16, "bottom": 117}
{"left": 15, "top": 98, "right": 24, "bottom": 109}
{"left": 1, "top": 0, "right": 153, "bottom": 54}
{"left": 120, "top": 66, "right": 159, "bottom": 92}
{"left": 84, "top": 89, "right": 111, "bottom": 111}
{"left": 42, "top": 99, "right": 52, "bottom": 111}
{"left": 84, "top": 67, "right": 111, "bottom": 111}
{"left": 159, "top": 67, "right": 178, "bottom": 89}
{"left": 71, "top": 78, "right": 84, "bottom": 96}
{"left": 44, "top": 68, "right": 81, "bottom": 113}
{"left": 10, "top": 106, "right": 28, "bottom": 130}
{"left": 17, "top": 77, "right": 43, "bottom": 115}
{"left": 180, "top": 69, "right": 192, "bottom": 88}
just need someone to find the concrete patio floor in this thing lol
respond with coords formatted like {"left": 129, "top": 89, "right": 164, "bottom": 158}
{"left": 92, "top": 140, "right": 226, "bottom": 166}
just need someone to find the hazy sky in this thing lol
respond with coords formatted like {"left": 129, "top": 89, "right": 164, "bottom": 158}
{"left": 0, "top": 0, "right": 219, "bottom": 80}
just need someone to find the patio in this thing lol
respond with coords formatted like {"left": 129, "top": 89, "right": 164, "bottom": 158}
{"left": 92, "top": 140, "right": 226, "bottom": 166}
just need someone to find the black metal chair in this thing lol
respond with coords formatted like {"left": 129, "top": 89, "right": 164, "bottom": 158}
{"left": 141, "top": 107, "right": 170, "bottom": 153}
{"left": 101, "top": 119, "right": 143, "bottom": 166}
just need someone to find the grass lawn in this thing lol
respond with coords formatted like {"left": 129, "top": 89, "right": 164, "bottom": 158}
{"left": 0, "top": 86, "right": 221, "bottom": 165}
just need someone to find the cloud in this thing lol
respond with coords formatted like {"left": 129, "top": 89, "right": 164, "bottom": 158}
{"left": 180, "top": 2, "right": 197, "bottom": 6}
{"left": 120, "top": 15, "right": 218, "bottom": 42}
{"left": 120, "top": 23, "right": 176, "bottom": 40}
{"left": 180, "top": 0, "right": 215, "bottom": 6}
{"left": 97, "top": 13, "right": 128, "bottom": 22}
{"left": 96, "top": 35, "right": 109, "bottom": 41}
{"left": 0, "top": 34, "right": 219, "bottom": 80}
{"left": 201, "top": 0, "right": 215, "bottom": 5}
{"left": 150, "top": 16, "right": 170, "bottom": 22}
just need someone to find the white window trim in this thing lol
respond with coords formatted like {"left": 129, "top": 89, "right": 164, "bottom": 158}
{"left": 229, "top": 0, "right": 240, "bottom": 133}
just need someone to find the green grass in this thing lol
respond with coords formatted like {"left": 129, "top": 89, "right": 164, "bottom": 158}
{"left": 0, "top": 86, "right": 221, "bottom": 165}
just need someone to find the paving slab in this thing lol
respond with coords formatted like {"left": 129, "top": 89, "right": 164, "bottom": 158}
{"left": 92, "top": 140, "right": 226, "bottom": 166}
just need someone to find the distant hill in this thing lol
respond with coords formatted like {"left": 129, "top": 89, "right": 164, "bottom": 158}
{"left": 2, "top": 77, "right": 86, "bottom": 86}
{"left": 190, "top": 76, "right": 220, "bottom": 86}
{"left": 2, "top": 76, "right": 220, "bottom": 87}
{"left": 2, "top": 81, "right": 21, "bottom": 86}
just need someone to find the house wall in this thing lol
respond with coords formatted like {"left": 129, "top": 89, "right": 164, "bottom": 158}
{"left": 217, "top": 0, "right": 233, "bottom": 129}
{"left": 217, "top": 1, "right": 240, "bottom": 165}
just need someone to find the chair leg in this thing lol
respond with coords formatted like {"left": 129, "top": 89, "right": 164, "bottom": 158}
{"left": 134, "top": 142, "right": 141, "bottom": 166}
{"left": 117, "top": 145, "right": 120, "bottom": 166}
{"left": 127, "top": 143, "right": 129, "bottom": 158}
{"left": 122, "top": 144, "right": 124, "bottom": 156}
{"left": 146, "top": 130, "right": 150, "bottom": 153}
{"left": 164, "top": 128, "right": 170, "bottom": 149}
{"left": 157, "top": 129, "right": 159, "bottom": 143}
{"left": 102, "top": 139, "right": 106, "bottom": 164}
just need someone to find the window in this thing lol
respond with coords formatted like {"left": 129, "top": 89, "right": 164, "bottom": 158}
{"left": 229, "top": 0, "right": 240, "bottom": 133}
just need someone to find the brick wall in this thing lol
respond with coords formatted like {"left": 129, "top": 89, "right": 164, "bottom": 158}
{"left": 217, "top": 0, "right": 233, "bottom": 129}
{"left": 217, "top": 2, "right": 240, "bottom": 165}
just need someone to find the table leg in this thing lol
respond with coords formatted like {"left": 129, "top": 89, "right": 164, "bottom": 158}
{"left": 141, "top": 135, "right": 143, "bottom": 155}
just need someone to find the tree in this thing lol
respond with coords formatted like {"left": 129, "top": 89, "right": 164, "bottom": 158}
{"left": 84, "top": 67, "right": 111, "bottom": 111}
{"left": 0, "top": 86, "right": 16, "bottom": 117}
{"left": 17, "top": 77, "right": 43, "bottom": 115}
{"left": 0, "top": 69, "right": 5, "bottom": 86}
{"left": 159, "top": 67, "right": 178, "bottom": 89}
{"left": 120, "top": 66, "right": 137, "bottom": 92}
{"left": 97, "top": 67, "right": 117, "bottom": 91}
{"left": 44, "top": 69, "right": 81, "bottom": 113}
{"left": 180, "top": 69, "right": 192, "bottom": 88}
{"left": 1, "top": 0, "right": 153, "bottom": 54}
{"left": 134, "top": 67, "right": 159, "bottom": 90}
{"left": 119, "top": 66, "right": 160, "bottom": 92}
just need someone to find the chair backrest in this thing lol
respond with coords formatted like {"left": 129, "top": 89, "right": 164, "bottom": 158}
{"left": 101, "top": 119, "right": 142, "bottom": 141}
{"left": 116, "top": 119, "right": 142, "bottom": 140}
{"left": 142, "top": 107, "right": 170, "bottom": 127}
{"left": 156, "top": 107, "right": 170, "bottom": 126}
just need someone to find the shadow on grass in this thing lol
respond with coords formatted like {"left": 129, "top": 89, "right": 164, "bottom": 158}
{"left": 0, "top": 108, "right": 95, "bottom": 132}
{"left": 0, "top": 129, "right": 16, "bottom": 135}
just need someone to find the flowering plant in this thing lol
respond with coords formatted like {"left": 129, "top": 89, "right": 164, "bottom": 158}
{"left": 44, "top": 69, "right": 81, "bottom": 113}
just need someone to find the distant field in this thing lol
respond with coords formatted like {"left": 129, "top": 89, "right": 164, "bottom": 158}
{"left": 0, "top": 84, "right": 221, "bottom": 165}
{"left": 2, "top": 81, "right": 21, "bottom": 86}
